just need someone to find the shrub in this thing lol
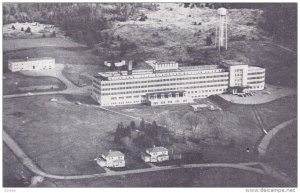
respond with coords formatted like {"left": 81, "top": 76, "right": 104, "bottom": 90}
{"left": 25, "top": 27, "right": 31, "bottom": 33}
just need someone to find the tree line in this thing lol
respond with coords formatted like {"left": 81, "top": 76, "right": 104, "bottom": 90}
{"left": 114, "top": 119, "right": 172, "bottom": 149}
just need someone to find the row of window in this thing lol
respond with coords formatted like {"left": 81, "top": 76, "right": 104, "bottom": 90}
{"left": 100, "top": 74, "right": 229, "bottom": 86}
{"left": 109, "top": 100, "right": 147, "bottom": 105}
{"left": 248, "top": 72, "right": 265, "bottom": 75}
{"left": 247, "top": 76, "right": 265, "bottom": 80}
{"left": 100, "top": 79, "right": 228, "bottom": 91}
{"left": 152, "top": 100, "right": 188, "bottom": 105}
{"left": 247, "top": 80, "right": 265, "bottom": 84}
{"left": 100, "top": 84, "right": 228, "bottom": 96}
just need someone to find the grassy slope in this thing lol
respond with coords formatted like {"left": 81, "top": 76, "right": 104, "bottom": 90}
{"left": 3, "top": 95, "right": 150, "bottom": 175}
{"left": 111, "top": 4, "right": 266, "bottom": 61}
{"left": 3, "top": 144, "right": 32, "bottom": 187}
{"left": 3, "top": 71, "right": 66, "bottom": 95}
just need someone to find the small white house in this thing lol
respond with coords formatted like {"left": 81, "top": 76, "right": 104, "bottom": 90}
{"left": 96, "top": 150, "right": 125, "bottom": 168}
{"left": 141, "top": 146, "right": 169, "bottom": 163}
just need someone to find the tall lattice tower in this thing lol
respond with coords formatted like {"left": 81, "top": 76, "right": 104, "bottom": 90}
{"left": 215, "top": 8, "right": 228, "bottom": 51}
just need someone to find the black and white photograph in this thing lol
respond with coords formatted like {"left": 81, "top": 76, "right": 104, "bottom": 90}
{"left": 2, "top": 1, "right": 298, "bottom": 190}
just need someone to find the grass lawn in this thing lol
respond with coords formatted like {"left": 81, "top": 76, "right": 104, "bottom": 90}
{"left": 109, "top": 96, "right": 296, "bottom": 163}
{"left": 263, "top": 120, "right": 297, "bottom": 183}
{"left": 3, "top": 95, "right": 145, "bottom": 175}
{"left": 43, "top": 167, "right": 284, "bottom": 187}
{"left": 3, "top": 37, "right": 84, "bottom": 52}
{"left": 254, "top": 95, "right": 297, "bottom": 131}
{"left": 3, "top": 71, "right": 66, "bottom": 95}
{"left": 3, "top": 144, "right": 32, "bottom": 187}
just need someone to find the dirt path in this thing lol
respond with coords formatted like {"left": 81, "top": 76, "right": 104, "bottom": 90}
{"left": 271, "top": 43, "right": 296, "bottom": 55}
{"left": 257, "top": 118, "right": 296, "bottom": 156}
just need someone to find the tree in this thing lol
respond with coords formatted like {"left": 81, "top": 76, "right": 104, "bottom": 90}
{"left": 129, "top": 121, "right": 136, "bottom": 131}
{"left": 206, "top": 36, "right": 212, "bottom": 46}
{"left": 140, "top": 118, "right": 145, "bottom": 131}
{"left": 25, "top": 26, "right": 31, "bottom": 33}
{"left": 184, "top": 112, "right": 202, "bottom": 134}
{"left": 139, "top": 12, "right": 147, "bottom": 21}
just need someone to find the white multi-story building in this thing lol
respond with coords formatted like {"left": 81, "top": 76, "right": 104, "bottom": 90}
{"left": 91, "top": 60, "right": 265, "bottom": 106}
{"left": 8, "top": 57, "right": 55, "bottom": 72}
{"left": 96, "top": 150, "right": 125, "bottom": 168}
{"left": 141, "top": 146, "right": 169, "bottom": 163}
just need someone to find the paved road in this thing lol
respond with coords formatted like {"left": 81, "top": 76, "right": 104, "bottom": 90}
{"left": 257, "top": 118, "right": 296, "bottom": 156}
{"left": 3, "top": 87, "right": 89, "bottom": 99}
{"left": 4, "top": 129, "right": 296, "bottom": 186}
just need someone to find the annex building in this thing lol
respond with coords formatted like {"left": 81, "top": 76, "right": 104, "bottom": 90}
{"left": 91, "top": 60, "right": 265, "bottom": 106}
{"left": 8, "top": 57, "right": 55, "bottom": 72}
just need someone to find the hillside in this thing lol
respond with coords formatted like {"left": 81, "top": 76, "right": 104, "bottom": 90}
{"left": 106, "top": 3, "right": 267, "bottom": 63}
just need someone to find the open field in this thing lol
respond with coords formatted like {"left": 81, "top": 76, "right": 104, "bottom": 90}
{"left": 3, "top": 37, "right": 84, "bottom": 52}
{"left": 263, "top": 121, "right": 297, "bottom": 182}
{"left": 41, "top": 167, "right": 284, "bottom": 187}
{"left": 3, "top": 94, "right": 148, "bottom": 175}
{"left": 254, "top": 95, "right": 297, "bottom": 131}
{"left": 3, "top": 71, "right": 66, "bottom": 95}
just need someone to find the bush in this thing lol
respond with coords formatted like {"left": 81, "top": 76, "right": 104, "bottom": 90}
{"left": 25, "top": 27, "right": 31, "bottom": 33}
{"left": 50, "top": 31, "right": 56, "bottom": 37}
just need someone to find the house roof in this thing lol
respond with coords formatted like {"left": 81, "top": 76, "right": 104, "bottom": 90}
{"left": 8, "top": 57, "right": 54, "bottom": 63}
{"left": 103, "top": 151, "right": 124, "bottom": 157}
{"left": 146, "top": 146, "right": 168, "bottom": 153}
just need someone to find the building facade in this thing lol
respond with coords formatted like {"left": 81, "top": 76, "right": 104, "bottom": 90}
{"left": 141, "top": 146, "right": 169, "bottom": 163}
{"left": 8, "top": 57, "right": 55, "bottom": 72}
{"left": 91, "top": 60, "right": 265, "bottom": 106}
{"left": 96, "top": 150, "right": 125, "bottom": 168}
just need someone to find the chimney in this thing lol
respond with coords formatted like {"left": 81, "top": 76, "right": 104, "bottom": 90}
{"left": 128, "top": 60, "right": 133, "bottom": 75}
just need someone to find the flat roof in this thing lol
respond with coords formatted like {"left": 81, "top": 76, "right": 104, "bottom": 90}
{"left": 8, "top": 57, "right": 54, "bottom": 63}
{"left": 95, "top": 65, "right": 226, "bottom": 79}
{"left": 221, "top": 60, "right": 246, "bottom": 66}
